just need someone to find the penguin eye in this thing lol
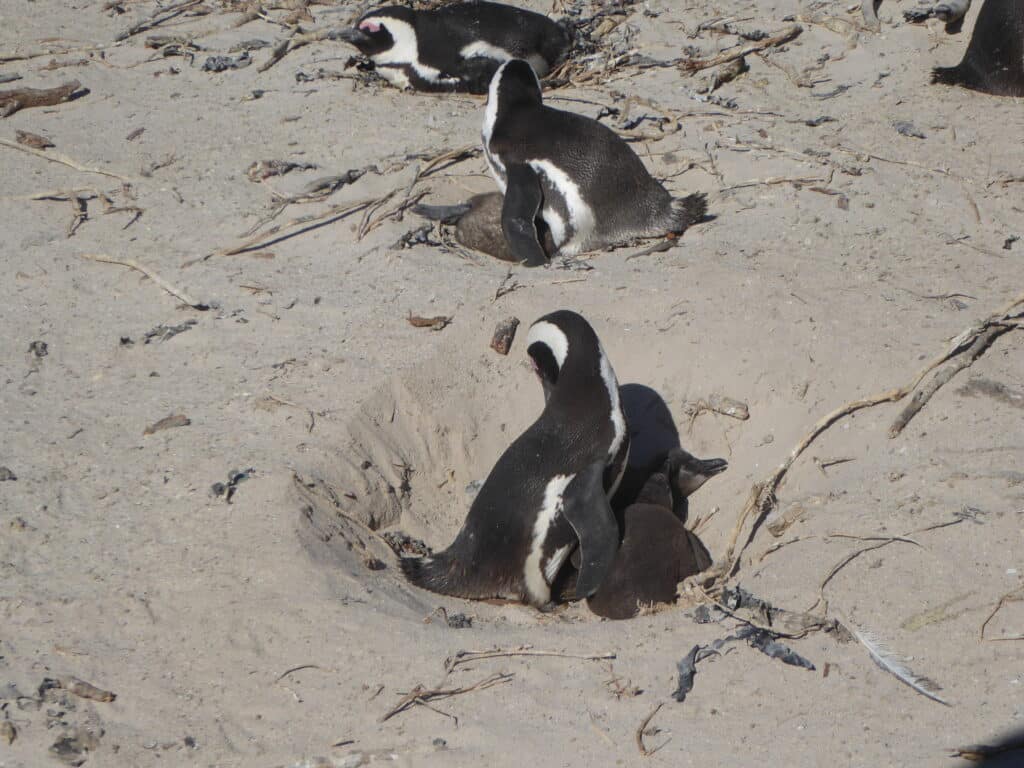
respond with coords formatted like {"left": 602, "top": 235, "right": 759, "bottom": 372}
{"left": 528, "top": 342, "right": 560, "bottom": 386}
{"left": 359, "top": 19, "right": 382, "bottom": 33}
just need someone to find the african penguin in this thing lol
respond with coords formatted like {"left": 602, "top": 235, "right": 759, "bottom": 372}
{"left": 413, "top": 192, "right": 557, "bottom": 262}
{"left": 338, "top": 2, "right": 571, "bottom": 93}
{"left": 400, "top": 310, "right": 629, "bottom": 608}
{"left": 586, "top": 448, "right": 727, "bottom": 620}
{"left": 930, "top": 0, "right": 1024, "bottom": 96}
{"left": 482, "top": 59, "right": 707, "bottom": 267}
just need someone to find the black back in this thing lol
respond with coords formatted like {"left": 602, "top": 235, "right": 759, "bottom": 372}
{"left": 489, "top": 61, "right": 673, "bottom": 233}
{"left": 402, "top": 310, "right": 623, "bottom": 599}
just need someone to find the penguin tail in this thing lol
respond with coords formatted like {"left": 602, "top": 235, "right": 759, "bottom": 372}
{"left": 931, "top": 64, "right": 966, "bottom": 87}
{"left": 399, "top": 551, "right": 477, "bottom": 598}
{"left": 669, "top": 192, "right": 708, "bottom": 233}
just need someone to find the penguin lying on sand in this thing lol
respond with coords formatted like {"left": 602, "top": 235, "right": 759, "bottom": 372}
{"left": 400, "top": 310, "right": 629, "bottom": 608}
{"left": 586, "top": 448, "right": 727, "bottom": 620}
{"left": 338, "top": 2, "right": 571, "bottom": 93}
{"left": 416, "top": 59, "right": 706, "bottom": 267}
{"left": 929, "top": 0, "right": 1024, "bottom": 96}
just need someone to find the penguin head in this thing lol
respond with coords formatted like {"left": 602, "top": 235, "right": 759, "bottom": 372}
{"left": 525, "top": 310, "right": 606, "bottom": 402}
{"left": 488, "top": 59, "right": 543, "bottom": 116}
{"left": 668, "top": 449, "right": 728, "bottom": 499}
{"left": 340, "top": 6, "right": 417, "bottom": 57}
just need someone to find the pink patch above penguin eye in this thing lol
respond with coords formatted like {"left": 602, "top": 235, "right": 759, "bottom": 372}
{"left": 358, "top": 20, "right": 381, "bottom": 33}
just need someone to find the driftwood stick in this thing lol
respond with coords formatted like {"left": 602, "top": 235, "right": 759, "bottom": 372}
{"left": 82, "top": 253, "right": 208, "bottom": 310}
{"left": 888, "top": 326, "right": 1012, "bottom": 437}
{"left": 445, "top": 647, "right": 616, "bottom": 673}
{"left": 684, "top": 290, "right": 1024, "bottom": 592}
{"left": 679, "top": 25, "right": 802, "bottom": 73}
{"left": 115, "top": 0, "right": 205, "bottom": 42}
{"left": 258, "top": 28, "right": 350, "bottom": 72}
{"left": 214, "top": 197, "right": 376, "bottom": 257}
{"left": 980, "top": 587, "right": 1024, "bottom": 642}
{"left": 379, "top": 673, "right": 513, "bottom": 724}
{"left": 0, "top": 138, "right": 133, "bottom": 182}
{"left": 0, "top": 80, "right": 82, "bottom": 118}
{"left": 636, "top": 703, "right": 668, "bottom": 757}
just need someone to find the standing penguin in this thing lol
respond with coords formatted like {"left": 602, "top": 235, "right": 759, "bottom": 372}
{"left": 585, "top": 448, "right": 727, "bottom": 620}
{"left": 929, "top": 0, "right": 1024, "bottom": 96}
{"left": 338, "top": 2, "right": 571, "bottom": 93}
{"left": 482, "top": 59, "right": 707, "bottom": 267}
{"left": 400, "top": 310, "right": 629, "bottom": 607}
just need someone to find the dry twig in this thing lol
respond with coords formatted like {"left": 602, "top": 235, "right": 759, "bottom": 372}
{"left": 980, "top": 587, "right": 1024, "bottom": 642}
{"left": 679, "top": 25, "right": 801, "bottom": 73}
{"left": 686, "top": 291, "right": 1024, "bottom": 592}
{"left": 636, "top": 702, "right": 668, "bottom": 757}
{"left": 0, "top": 80, "right": 81, "bottom": 117}
{"left": 379, "top": 673, "right": 512, "bottom": 724}
{"left": 445, "top": 646, "right": 615, "bottom": 673}
{"left": 82, "top": 253, "right": 208, "bottom": 309}
{"left": 0, "top": 137, "right": 133, "bottom": 182}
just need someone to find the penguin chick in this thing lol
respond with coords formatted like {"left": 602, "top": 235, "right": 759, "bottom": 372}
{"left": 482, "top": 59, "right": 707, "bottom": 266}
{"left": 338, "top": 2, "right": 571, "bottom": 93}
{"left": 413, "top": 192, "right": 556, "bottom": 262}
{"left": 585, "top": 450, "right": 727, "bottom": 620}
{"left": 400, "top": 310, "right": 630, "bottom": 608}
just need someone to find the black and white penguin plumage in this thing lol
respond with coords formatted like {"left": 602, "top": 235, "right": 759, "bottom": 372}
{"left": 338, "top": 2, "right": 571, "bottom": 93}
{"left": 482, "top": 59, "right": 707, "bottom": 266}
{"left": 400, "top": 310, "right": 629, "bottom": 607}
{"left": 585, "top": 449, "right": 727, "bottom": 620}
{"left": 930, "top": 0, "right": 1024, "bottom": 96}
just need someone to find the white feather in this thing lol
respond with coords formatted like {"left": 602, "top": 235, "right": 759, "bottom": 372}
{"left": 844, "top": 619, "right": 950, "bottom": 706}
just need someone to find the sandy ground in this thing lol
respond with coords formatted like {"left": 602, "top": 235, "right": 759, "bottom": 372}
{"left": 2, "top": 0, "right": 1023, "bottom": 766}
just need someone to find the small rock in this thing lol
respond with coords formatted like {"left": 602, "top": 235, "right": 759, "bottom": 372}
{"left": 28, "top": 340, "right": 48, "bottom": 358}
{"left": 490, "top": 317, "right": 520, "bottom": 355}
{"left": 0, "top": 720, "right": 15, "bottom": 745}
{"left": 201, "top": 51, "right": 251, "bottom": 72}
{"left": 0, "top": 466, "right": 16, "bottom": 481}
{"left": 893, "top": 120, "right": 926, "bottom": 139}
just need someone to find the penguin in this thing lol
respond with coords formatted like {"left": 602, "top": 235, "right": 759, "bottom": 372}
{"left": 930, "top": 0, "right": 1024, "bottom": 96}
{"left": 482, "top": 59, "right": 707, "bottom": 267}
{"left": 585, "top": 448, "right": 728, "bottom": 620}
{"left": 400, "top": 310, "right": 630, "bottom": 608}
{"left": 337, "top": 2, "right": 571, "bottom": 93}
{"left": 413, "top": 192, "right": 556, "bottom": 262}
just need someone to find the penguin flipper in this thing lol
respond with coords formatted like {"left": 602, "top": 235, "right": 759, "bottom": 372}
{"left": 501, "top": 163, "right": 548, "bottom": 267}
{"left": 562, "top": 461, "right": 619, "bottom": 598}
{"left": 451, "top": 56, "right": 502, "bottom": 95}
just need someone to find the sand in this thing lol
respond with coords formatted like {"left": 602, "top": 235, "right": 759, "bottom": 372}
{"left": 1, "top": 0, "right": 1022, "bottom": 766}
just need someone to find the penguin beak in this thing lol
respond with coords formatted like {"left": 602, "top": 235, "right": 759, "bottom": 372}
{"left": 337, "top": 28, "right": 372, "bottom": 47}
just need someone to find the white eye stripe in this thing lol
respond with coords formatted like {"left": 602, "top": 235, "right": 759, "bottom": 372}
{"left": 526, "top": 320, "right": 569, "bottom": 368}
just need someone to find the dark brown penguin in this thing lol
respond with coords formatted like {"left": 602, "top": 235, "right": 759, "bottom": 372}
{"left": 585, "top": 448, "right": 727, "bottom": 620}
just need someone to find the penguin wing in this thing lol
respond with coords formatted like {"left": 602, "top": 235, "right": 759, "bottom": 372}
{"left": 562, "top": 461, "right": 620, "bottom": 598}
{"left": 447, "top": 55, "right": 502, "bottom": 94}
{"left": 501, "top": 163, "right": 548, "bottom": 267}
